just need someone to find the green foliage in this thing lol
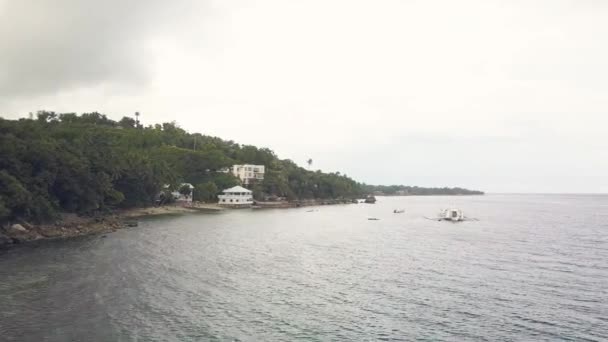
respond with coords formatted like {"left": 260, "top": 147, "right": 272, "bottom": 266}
{"left": 0, "top": 111, "right": 365, "bottom": 224}
{"left": 0, "top": 198, "right": 10, "bottom": 221}
{"left": 193, "top": 182, "right": 218, "bottom": 202}
{"left": 179, "top": 184, "right": 192, "bottom": 197}
{"left": 362, "top": 184, "right": 484, "bottom": 196}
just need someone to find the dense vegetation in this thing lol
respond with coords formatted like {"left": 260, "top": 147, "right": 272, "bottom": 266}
{"left": 362, "top": 184, "right": 484, "bottom": 196}
{"left": 0, "top": 112, "right": 363, "bottom": 224}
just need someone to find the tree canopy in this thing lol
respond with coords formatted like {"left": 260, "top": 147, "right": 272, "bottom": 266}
{"left": 361, "top": 184, "right": 484, "bottom": 196}
{"left": 0, "top": 111, "right": 364, "bottom": 224}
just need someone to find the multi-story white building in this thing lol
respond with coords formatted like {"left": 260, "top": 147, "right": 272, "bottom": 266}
{"left": 230, "top": 164, "right": 265, "bottom": 185}
{"left": 218, "top": 186, "right": 253, "bottom": 207}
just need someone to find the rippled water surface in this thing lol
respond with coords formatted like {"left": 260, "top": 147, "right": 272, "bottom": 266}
{"left": 1, "top": 195, "right": 607, "bottom": 341}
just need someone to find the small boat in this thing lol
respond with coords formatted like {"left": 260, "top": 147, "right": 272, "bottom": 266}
{"left": 442, "top": 208, "right": 464, "bottom": 221}
{"left": 425, "top": 208, "right": 477, "bottom": 222}
{"left": 393, "top": 209, "right": 405, "bottom": 214}
{"left": 367, "top": 217, "right": 380, "bottom": 221}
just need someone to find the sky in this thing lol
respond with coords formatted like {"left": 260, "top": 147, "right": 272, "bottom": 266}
{"left": 1, "top": 0, "right": 606, "bottom": 193}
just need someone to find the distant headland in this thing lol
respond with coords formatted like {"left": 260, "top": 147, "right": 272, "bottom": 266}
{"left": 362, "top": 185, "right": 484, "bottom": 196}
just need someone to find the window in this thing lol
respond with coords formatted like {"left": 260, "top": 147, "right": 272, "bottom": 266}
{"left": 230, "top": 199, "right": 233, "bottom": 202}
{"left": 236, "top": 199, "right": 239, "bottom": 202}
{"left": 222, "top": 199, "right": 226, "bottom": 202}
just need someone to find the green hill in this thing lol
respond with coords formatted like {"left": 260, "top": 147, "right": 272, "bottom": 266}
{"left": 362, "top": 184, "right": 484, "bottom": 196}
{"left": 0, "top": 111, "right": 363, "bottom": 224}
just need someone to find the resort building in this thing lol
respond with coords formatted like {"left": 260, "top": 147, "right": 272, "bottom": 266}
{"left": 230, "top": 164, "right": 265, "bottom": 185}
{"left": 218, "top": 186, "right": 253, "bottom": 207}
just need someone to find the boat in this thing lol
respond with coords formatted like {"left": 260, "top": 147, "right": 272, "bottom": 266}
{"left": 393, "top": 209, "right": 405, "bottom": 213}
{"left": 442, "top": 208, "right": 464, "bottom": 221}
{"left": 425, "top": 208, "right": 477, "bottom": 222}
{"left": 367, "top": 217, "right": 380, "bottom": 220}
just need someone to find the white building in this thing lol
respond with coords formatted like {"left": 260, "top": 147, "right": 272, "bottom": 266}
{"left": 230, "top": 164, "right": 265, "bottom": 185}
{"left": 160, "top": 183, "right": 194, "bottom": 205}
{"left": 218, "top": 186, "right": 253, "bottom": 207}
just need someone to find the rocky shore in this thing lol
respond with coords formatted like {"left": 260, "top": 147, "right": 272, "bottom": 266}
{"left": 0, "top": 200, "right": 355, "bottom": 248}
{"left": 0, "top": 204, "right": 224, "bottom": 248}
{"left": 0, "top": 215, "right": 124, "bottom": 247}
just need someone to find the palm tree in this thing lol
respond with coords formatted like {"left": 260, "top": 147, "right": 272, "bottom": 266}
{"left": 307, "top": 158, "right": 313, "bottom": 170}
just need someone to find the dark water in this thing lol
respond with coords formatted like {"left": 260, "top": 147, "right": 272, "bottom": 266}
{"left": 1, "top": 195, "right": 607, "bottom": 341}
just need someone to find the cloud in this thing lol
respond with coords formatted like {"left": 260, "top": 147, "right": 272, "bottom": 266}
{"left": 0, "top": 0, "right": 195, "bottom": 98}
{"left": 1, "top": 0, "right": 607, "bottom": 192}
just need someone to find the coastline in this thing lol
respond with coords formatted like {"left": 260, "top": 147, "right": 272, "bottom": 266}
{"left": 0, "top": 200, "right": 356, "bottom": 248}
{"left": 120, "top": 203, "right": 224, "bottom": 218}
{"left": 0, "top": 204, "right": 224, "bottom": 248}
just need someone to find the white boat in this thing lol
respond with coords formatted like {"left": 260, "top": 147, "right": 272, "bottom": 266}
{"left": 441, "top": 208, "right": 465, "bottom": 221}
{"left": 425, "top": 208, "right": 476, "bottom": 222}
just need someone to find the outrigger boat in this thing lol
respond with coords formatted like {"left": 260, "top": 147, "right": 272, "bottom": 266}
{"left": 425, "top": 208, "right": 478, "bottom": 222}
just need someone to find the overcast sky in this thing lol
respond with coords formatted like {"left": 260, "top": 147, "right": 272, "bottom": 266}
{"left": 1, "top": 0, "right": 606, "bottom": 193}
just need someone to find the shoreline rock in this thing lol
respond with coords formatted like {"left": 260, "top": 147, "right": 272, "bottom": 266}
{"left": 0, "top": 201, "right": 353, "bottom": 248}
{"left": 0, "top": 204, "right": 220, "bottom": 248}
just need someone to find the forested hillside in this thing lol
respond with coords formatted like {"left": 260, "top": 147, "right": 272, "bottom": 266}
{"left": 362, "top": 184, "right": 484, "bottom": 196}
{"left": 0, "top": 112, "right": 363, "bottom": 224}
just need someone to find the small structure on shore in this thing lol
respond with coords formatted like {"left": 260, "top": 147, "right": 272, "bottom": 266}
{"left": 218, "top": 186, "right": 253, "bottom": 208}
{"left": 172, "top": 183, "right": 194, "bottom": 204}
{"left": 158, "top": 183, "right": 194, "bottom": 206}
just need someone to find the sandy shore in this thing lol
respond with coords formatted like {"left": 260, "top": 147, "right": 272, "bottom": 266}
{"left": 122, "top": 205, "right": 194, "bottom": 217}
{"left": 121, "top": 203, "right": 224, "bottom": 217}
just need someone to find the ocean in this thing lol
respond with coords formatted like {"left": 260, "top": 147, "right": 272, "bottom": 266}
{"left": 1, "top": 194, "right": 607, "bottom": 341}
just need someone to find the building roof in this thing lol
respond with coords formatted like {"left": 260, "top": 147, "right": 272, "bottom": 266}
{"left": 233, "top": 164, "right": 265, "bottom": 168}
{"left": 222, "top": 185, "right": 252, "bottom": 193}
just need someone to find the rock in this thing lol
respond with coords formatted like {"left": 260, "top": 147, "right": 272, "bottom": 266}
{"left": 19, "top": 222, "right": 34, "bottom": 230}
{"left": 0, "top": 233, "right": 13, "bottom": 246}
{"left": 9, "top": 224, "right": 27, "bottom": 233}
{"left": 124, "top": 220, "right": 138, "bottom": 227}
{"left": 39, "top": 226, "right": 65, "bottom": 238}
{"left": 4, "top": 224, "right": 39, "bottom": 244}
